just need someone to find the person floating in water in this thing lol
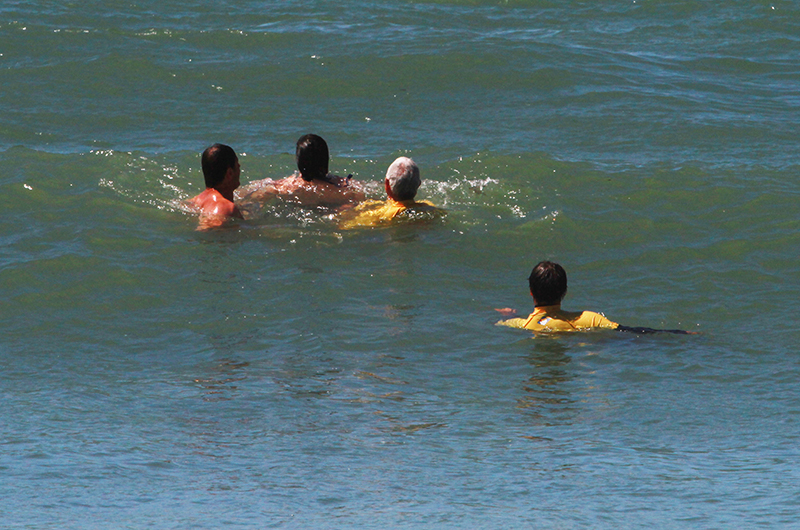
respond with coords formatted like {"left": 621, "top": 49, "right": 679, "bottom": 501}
{"left": 241, "top": 134, "right": 365, "bottom": 207}
{"left": 337, "top": 156, "right": 444, "bottom": 229}
{"left": 496, "top": 261, "right": 695, "bottom": 334}
{"left": 187, "top": 143, "right": 243, "bottom": 230}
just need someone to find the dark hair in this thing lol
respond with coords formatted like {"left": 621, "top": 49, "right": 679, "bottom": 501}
{"left": 295, "top": 134, "right": 329, "bottom": 182}
{"left": 528, "top": 261, "right": 568, "bottom": 306}
{"left": 201, "top": 143, "right": 237, "bottom": 188}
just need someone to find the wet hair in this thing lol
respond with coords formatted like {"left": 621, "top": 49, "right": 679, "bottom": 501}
{"left": 385, "top": 157, "right": 421, "bottom": 201}
{"left": 201, "top": 143, "right": 237, "bottom": 189}
{"left": 296, "top": 134, "right": 329, "bottom": 182}
{"left": 528, "top": 261, "right": 568, "bottom": 306}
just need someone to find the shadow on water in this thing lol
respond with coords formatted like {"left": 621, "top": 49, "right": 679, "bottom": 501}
{"left": 516, "top": 339, "right": 580, "bottom": 433}
{"left": 192, "top": 358, "right": 250, "bottom": 403}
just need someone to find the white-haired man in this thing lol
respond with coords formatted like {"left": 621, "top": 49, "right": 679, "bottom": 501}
{"left": 338, "top": 156, "right": 443, "bottom": 229}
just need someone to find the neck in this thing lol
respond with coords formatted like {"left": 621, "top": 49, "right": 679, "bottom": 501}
{"left": 212, "top": 186, "right": 234, "bottom": 201}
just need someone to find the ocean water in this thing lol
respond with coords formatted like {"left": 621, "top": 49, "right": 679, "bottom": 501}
{"left": 2, "top": 1, "right": 800, "bottom": 528}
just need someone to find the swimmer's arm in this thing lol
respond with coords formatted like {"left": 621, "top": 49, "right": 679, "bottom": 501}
{"left": 336, "top": 202, "right": 358, "bottom": 212}
{"left": 315, "top": 185, "right": 365, "bottom": 206}
{"left": 617, "top": 325, "right": 698, "bottom": 335}
{"left": 250, "top": 178, "right": 278, "bottom": 190}
{"left": 496, "top": 317, "right": 528, "bottom": 329}
{"left": 349, "top": 189, "right": 366, "bottom": 202}
{"left": 342, "top": 182, "right": 366, "bottom": 202}
{"left": 238, "top": 178, "right": 278, "bottom": 201}
{"left": 494, "top": 308, "right": 527, "bottom": 328}
{"left": 238, "top": 177, "right": 272, "bottom": 192}
{"left": 334, "top": 175, "right": 366, "bottom": 201}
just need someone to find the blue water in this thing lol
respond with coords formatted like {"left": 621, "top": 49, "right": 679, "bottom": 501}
{"left": 2, "top": 1, "right": 800, "bottom": 528}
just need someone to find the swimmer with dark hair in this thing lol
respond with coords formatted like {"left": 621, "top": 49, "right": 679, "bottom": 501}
{"left": 338, "top": 156, "right": 444, "bottom": 229}
{"left": 242, "top": 134, "right": 364, "bottom": 207}
{"left": 187, "top": 143, "right": 244, "bottom": 230}
{"left": 496, "top": 261, "right": 696, "bottom": 334}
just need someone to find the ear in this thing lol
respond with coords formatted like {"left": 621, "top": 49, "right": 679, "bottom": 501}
{"left": 218, "top": 166, "right": 238, "bottom": 192}
{"left": 384, "top": 179, "right": 395, "bottom": 200}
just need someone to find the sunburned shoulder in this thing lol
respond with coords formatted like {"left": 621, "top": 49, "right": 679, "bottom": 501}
{"left": 188, "top": 189, "right": 242, "bottom": 230}
{"left": 188, "top": 189, "right": 235, "bottom": 215}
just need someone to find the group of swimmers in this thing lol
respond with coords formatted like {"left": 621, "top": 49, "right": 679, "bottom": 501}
{"left": 188, "top": 134, "right": 442, "bottom": 232}
{"left": 188, "top": 134, "right": 694, "bottom": 335}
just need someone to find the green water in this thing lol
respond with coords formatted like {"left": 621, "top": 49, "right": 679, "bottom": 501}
{"left": 2, "top": 1, "right": 800, "bottom": 528}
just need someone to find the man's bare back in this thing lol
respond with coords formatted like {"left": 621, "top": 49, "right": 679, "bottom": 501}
{"left": 188, "top": 144, "right": 243, "bottom": 230}
{"left": 240, "top": 134, "right": 365, "bottom": 208}
{"left": 242, "top": 172, "right": 365, "bottom": 208}
{"left": 188, "top": 188, "right": 243, "bottom": 229}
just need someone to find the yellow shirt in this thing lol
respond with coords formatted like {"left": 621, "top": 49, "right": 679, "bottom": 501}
{"left": 338, "top": 199, "right": 442, "bottom": 229}
{"left": 498, "top": 305, "right": 618, "bottom": 332}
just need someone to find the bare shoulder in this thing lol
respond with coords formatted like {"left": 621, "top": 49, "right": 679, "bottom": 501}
{"left": 187, "top": 189, "right": 213, "bottom": 210}
{"left": 192, "top": 189, "right": 236, "bottom": 216}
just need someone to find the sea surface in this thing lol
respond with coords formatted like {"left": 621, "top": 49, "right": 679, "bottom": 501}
{"left": 2, "top": 1, "right": 800, "bottom": 528}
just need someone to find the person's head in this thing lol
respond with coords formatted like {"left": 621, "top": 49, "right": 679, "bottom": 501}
{"left": 528, "top": 261, "right": 568, "bottom": 306}
{"left": 296, "top": 134, "right": 329, "bottom": 181}
{"left": 201, "top": 143, "right": 239, "bottom": 190}
{"left": 385, "top": 156, "right": 421, "bottom": 201}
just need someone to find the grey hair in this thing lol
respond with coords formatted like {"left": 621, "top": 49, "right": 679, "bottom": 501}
{"left": 385, "top": 156, "right": 421, "bottom": 201}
